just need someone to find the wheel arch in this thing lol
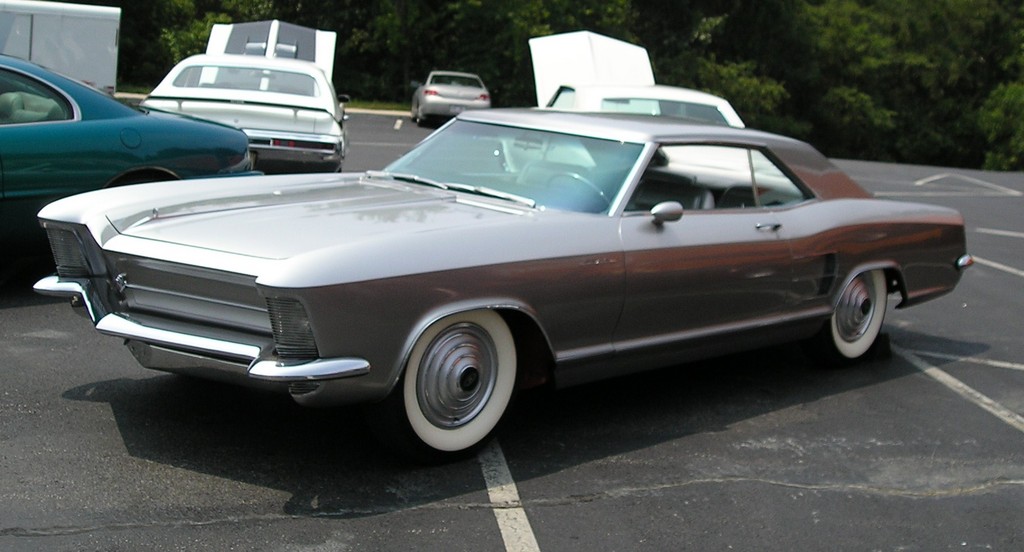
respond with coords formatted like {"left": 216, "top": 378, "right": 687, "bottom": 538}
{"left": 389, "top": 302, "right": 556, "bottom": 397}
{"left": 833, "top": 260, "right": 906, "bottom": 308}
{"left": 105, "top": 167, "right": 180, "bottom": 187}
{"left": 497, "top": 308, "right": 556, "bottom": 391}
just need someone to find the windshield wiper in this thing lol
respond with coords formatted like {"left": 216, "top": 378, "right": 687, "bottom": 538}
{"left": 444, "top": 182, "right": 536, "bottom": 208}
{"left": 365, "top": 170, "right": 449, "bottom": 190}
{"left": 367, "top": 170, "right": 535, "bottom": 208}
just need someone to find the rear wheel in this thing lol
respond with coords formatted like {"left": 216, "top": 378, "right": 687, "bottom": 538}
{"left": 369, "top": 310, "right": 517, "bottom": 462}
{"left": 807, "top": 269, "right": 888, "bottom": 365}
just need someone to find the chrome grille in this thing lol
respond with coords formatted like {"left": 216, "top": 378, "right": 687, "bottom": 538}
{"left": 289, "top": 381, "right": 322, "bottom": 395}
{"left": 266, "top": 297, "right": 319, "bottom": 359}
{"left": 46, "top": 228, "right": 89, "bottom": 277}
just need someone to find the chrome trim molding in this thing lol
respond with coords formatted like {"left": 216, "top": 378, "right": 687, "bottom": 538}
{"left": 96, "top": 313, "right": 261, "bottom": 362}
{"left": 33, "top": 276, "right": 98, "bottom": 321}
{"left": 248, "top": 358, "right": 371, "bottom": 382}
{"left": 34, "top": 277, "right": 371, "bottom": 385}
{"left": 98, "top": 311, "right": 369, "bottom": 383}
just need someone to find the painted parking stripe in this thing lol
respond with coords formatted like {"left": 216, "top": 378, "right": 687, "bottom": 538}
{"left": 905, "top": 349, "right": 1024, "bottom": 373}
{"left": 894, "top": 345, "right": 1024, "bottom": 434}
{"left": 871, "top": 172, "right": 1022, "bottom": 197}
{"left": 874, "top": 191, "right": 1009, "bottom": 197}
{"left": 972, "top": 256, "right": 1024, "bottom": 279}
{"left": 478, "top": 440, "right": 541, "bottom": 552}
{"left": 977, "top": 228, "right": 1024, "bottom": 240}
{"left": 914, "top": 173, "right": 1023, "bottom": 196}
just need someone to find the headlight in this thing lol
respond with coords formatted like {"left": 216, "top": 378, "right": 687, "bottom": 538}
{"left": 45, "top": 227, "right": 90, "bottom": 277}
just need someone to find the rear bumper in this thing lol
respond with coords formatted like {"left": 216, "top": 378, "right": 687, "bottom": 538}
{"left": 250, "top": 146, "right": 342, "bottom": 173}
{"left": 245, "top": 128, "right": 345, "bottom": 173}
{"left": 419, "top": 98, "right": 490, "bottom": 117}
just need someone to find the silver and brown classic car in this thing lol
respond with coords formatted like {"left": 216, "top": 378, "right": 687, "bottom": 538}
{"left": 35, "top": 109, "right": 971, "bottom": 461}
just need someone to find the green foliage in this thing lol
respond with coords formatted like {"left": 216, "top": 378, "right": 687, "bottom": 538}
{"left": 108, "top": 0, "right": 1024, "bottom": 169}
{"left": 161, "top": 12, "right": 233, "bottom": 63}
{"left": 695, "top": 59, "right": 790, "bottom": 132}
{"left": 979, "top": 82, "right": 1024, "bottom": 170}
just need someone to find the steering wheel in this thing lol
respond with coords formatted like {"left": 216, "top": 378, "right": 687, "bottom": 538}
{"left": 547, "top": 172, "right": 611, "bottom": 213}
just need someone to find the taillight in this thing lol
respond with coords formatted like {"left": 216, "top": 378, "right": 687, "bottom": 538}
{"left": 479, "top": 94, "right": 490, "bottom": 101}
{"left": 424, "top": 89, "right": 440, "bottom": 96}
{"left": 270, "top": 138, "right": 335, "bottom": 152}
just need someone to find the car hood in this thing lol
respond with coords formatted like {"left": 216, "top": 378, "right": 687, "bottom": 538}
{"left": 41, "top": 172, "right": 621, "bottom": 287}
{"left": 109, "top": 176, "right": 525, "bottom": 260}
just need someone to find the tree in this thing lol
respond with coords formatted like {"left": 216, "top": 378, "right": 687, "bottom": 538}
{"left": 87, "top": 0, "right": 1024, "bottom": 168}
{"left": 979, "top": 83, "right": 1024, "bottom": 170}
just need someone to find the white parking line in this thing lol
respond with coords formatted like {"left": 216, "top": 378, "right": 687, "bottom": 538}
{"left": 894, "top": 346, "right": 1024, "bottom": 434}
{"left": 871, "top": 172, "right": 1023, "bottom": 197}
{"left": 972, "top": 256, "right": 1024, "bottom": 279}
{"left": 478, "top": 440, "right": 541, "bottom": 552}
{"left": 904, "top": 349, "right": 1024, "bottom": 373}
{"left": 914, "top": 173, "right": 1023, "bottom": 196}
{"left": 977, "top": 228, "right": 1024, "bottom": 240}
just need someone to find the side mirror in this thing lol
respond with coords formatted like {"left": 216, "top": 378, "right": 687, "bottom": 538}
{"left": 651, "top": 201, "right": 684, "bottom": 225}
{"left": 410, "top": 80, "right": 422, "bottom": 89}
{"left": 337, "top": 93, "right": 351, "bottom": 104}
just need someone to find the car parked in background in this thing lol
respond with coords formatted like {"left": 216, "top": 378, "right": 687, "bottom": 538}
{"left": 35, "top": 109, "right": 970, "bottom": 462}
{"left": 546, "top": 83, "right": 745, "bottom": 127}
{"left": 411, "top": 70, "right": 490, "bottom": 126}
{"left": 143, "top": 54, "right": 350, "bottom": 174}
{"left": 0, "top": 54, "right": 254, "bottom": 252}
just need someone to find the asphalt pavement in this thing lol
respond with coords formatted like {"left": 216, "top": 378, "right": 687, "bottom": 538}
{"left": 1, "top": 112, "right": 1021, "bottom": 551}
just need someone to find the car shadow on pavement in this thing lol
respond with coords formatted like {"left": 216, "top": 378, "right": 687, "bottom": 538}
{"left": 0, "top": 255, "right": 55, "bottom": 308}
{"left": 55, "top": 328, "right": 989, "bottom": 520}
{"left": 60, "top": 372, "right": 487, "bottom": 518}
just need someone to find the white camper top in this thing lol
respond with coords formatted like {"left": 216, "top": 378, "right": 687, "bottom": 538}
{"left": 528, "top": 31, "right": 654, "bottom": 107}
{"left": 0, "top": 0, "right": 118, "bottom": 18}
{"left": 207, "top": 20, "right": 337, "bottom": 80}
{"left": 0, "top": 0, "right": 120, "bottom": 92}
{"left": 546, "top": 83, "right": 745, "bottom": 128}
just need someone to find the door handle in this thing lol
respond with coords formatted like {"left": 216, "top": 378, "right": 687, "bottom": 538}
{"left": 756, "top": 222, "right": 782, "bottom": 232}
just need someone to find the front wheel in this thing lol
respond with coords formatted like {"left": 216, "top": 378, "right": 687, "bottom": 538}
{"left": 806, "top": 269, "right": 889, "bottom": 365}
{"left": 368, "top": 310, "right": 517, "bottom": 462}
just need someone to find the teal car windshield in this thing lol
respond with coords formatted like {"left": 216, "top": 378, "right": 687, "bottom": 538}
{"left": 385, "top": 120, "right": 645, "bottom": 214}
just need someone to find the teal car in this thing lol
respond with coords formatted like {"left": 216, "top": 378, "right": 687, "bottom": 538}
{"left": 0, "top": 55, "right": 255, "bottom": 252}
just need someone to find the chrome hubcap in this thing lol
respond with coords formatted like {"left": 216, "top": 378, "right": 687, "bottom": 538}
{"left": 835, "top": 274, "right": 877, "bottom": 342}
{"left": 416, "top": 322, "right": 497, "bottom": 429}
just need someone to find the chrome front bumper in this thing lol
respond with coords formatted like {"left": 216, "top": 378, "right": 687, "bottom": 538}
{"left": 34, "top": 276, "right": 370, "bottom": 383}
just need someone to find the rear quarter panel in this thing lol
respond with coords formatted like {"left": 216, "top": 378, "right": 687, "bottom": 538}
{"left": 778, "top": 198, "right": 968, "bottom": 309}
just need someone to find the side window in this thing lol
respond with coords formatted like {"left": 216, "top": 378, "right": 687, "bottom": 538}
{"left": 626, "top": 145, "right": 810, "bottom": 212}
{"left": 0, "top": 69, "right": 72, "bottom": 125}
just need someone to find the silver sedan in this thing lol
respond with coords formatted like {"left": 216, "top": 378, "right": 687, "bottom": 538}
{"left": 411, "top": 70, "right": 490, "bottom": 126}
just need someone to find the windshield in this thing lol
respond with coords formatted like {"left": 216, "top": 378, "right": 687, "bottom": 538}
{"left": 385, "top": 120, "right": 645, "bottom": 214}
{"left": 430, "top": 74, "right": 484, "bottom": 88}
{"left": 172, "top": 65, "right": 319, "bottom": 97}
{"left": 600, "top": 98, "right": 729, "bottom": 126}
